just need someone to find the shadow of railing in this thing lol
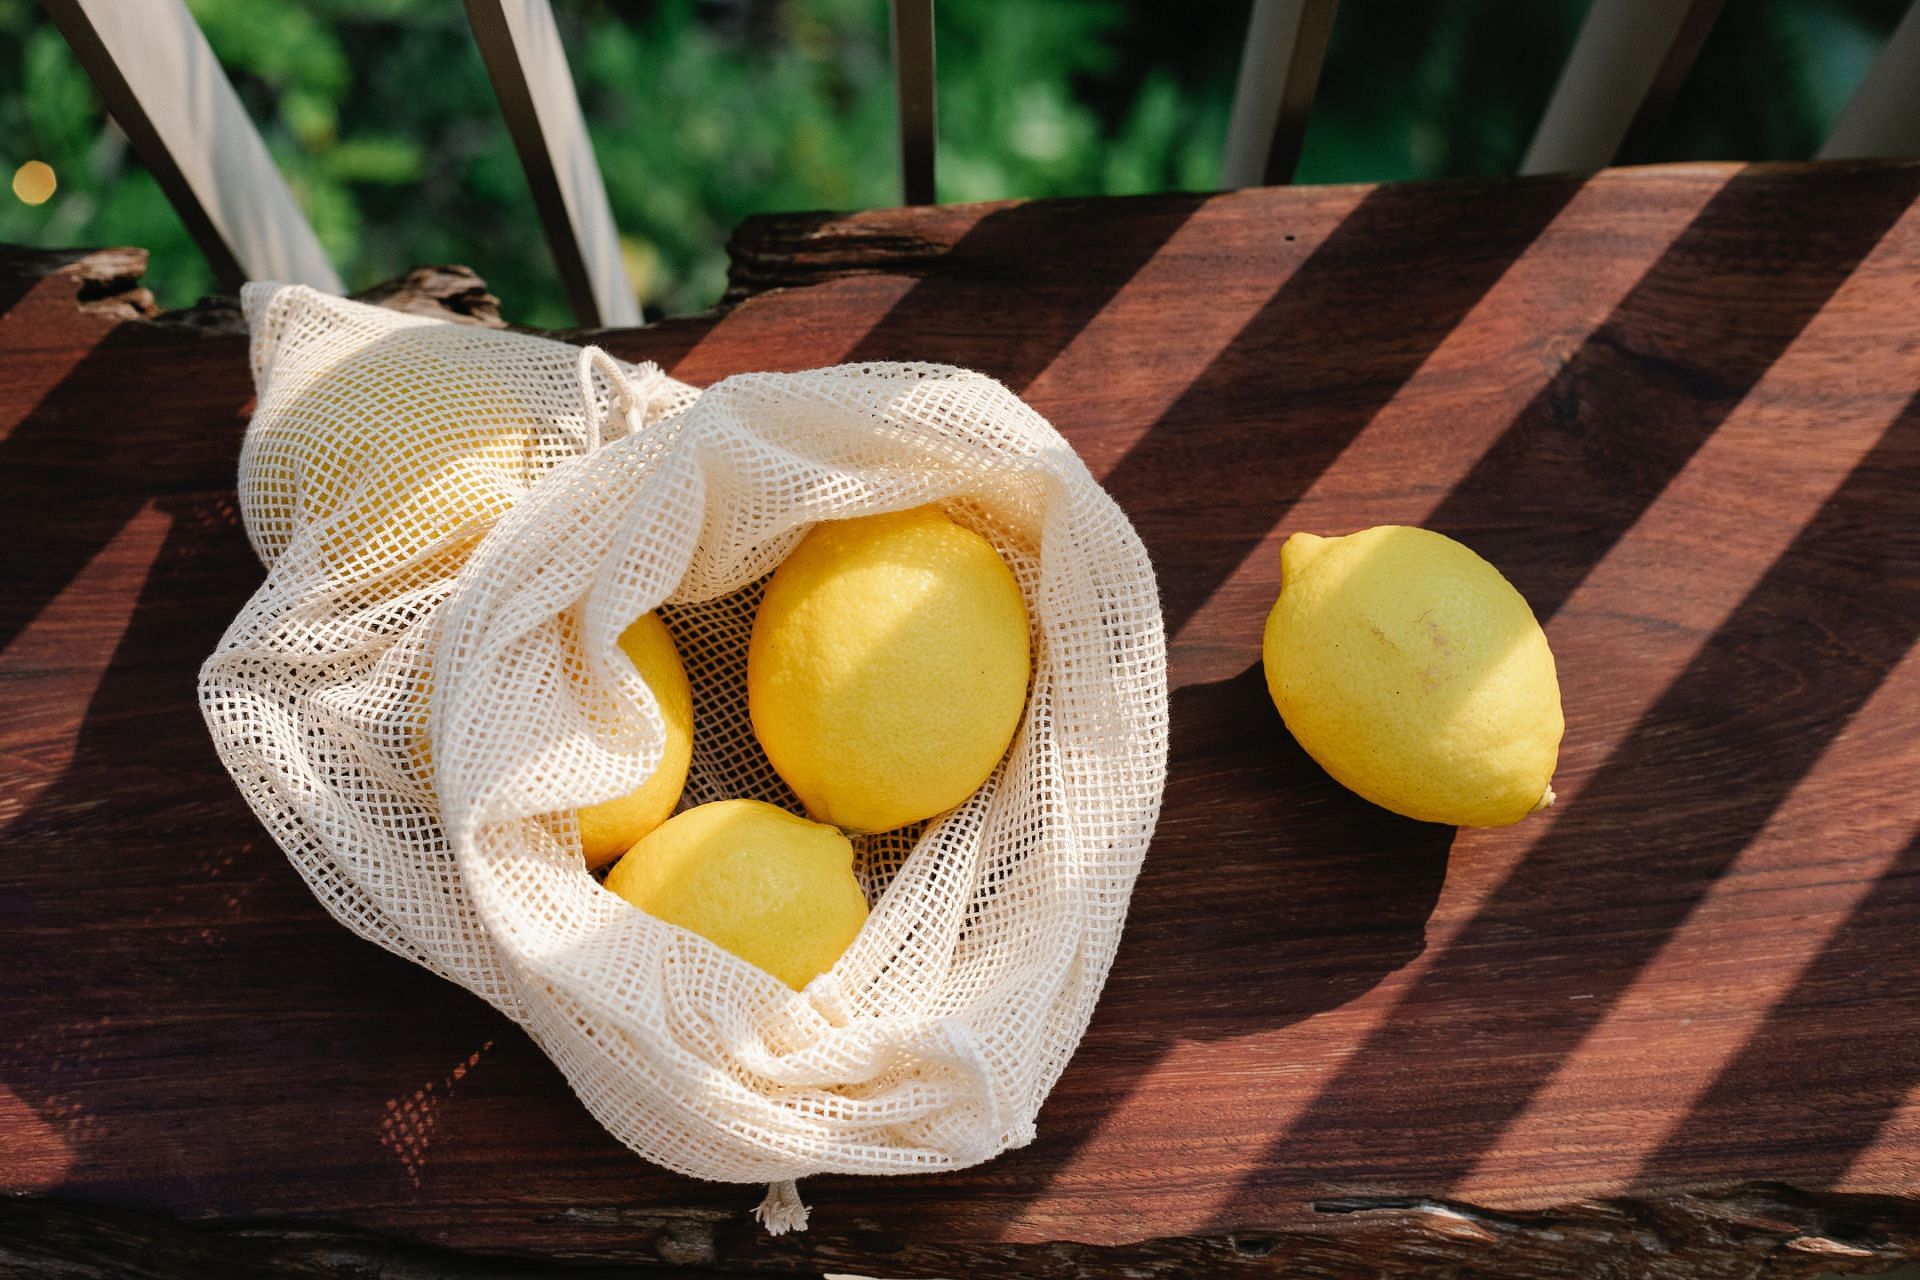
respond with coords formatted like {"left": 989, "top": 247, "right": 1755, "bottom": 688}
{"left": 1211, "top": 372, "right": 1920, "bottom": 1221}
{"left": 0, "top": 310, "right": 548, "bottom": 1207}
{"left": 1630, "top": 828, "right": 1920, "bottom": 1193}
{"left": 1097, "top": 175, "right": 1583, "bottom": 638}
{"left": 836, "top": 195, "right": 1209, "bottom": 392}
{"left": 797, "top": 177, "right": 1586, "bottom": 1235}
{"left": 1425, "top": 163, "right": 1920, "bottom": 620}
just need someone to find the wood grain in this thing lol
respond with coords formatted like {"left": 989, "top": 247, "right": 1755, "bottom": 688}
{"left": 3, "top": 163, "right": 1919, "bottom": 1278}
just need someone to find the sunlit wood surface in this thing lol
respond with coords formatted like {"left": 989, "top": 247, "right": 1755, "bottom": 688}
{"left": 3, "top": 161, "right": 1918, "bottom": 1278}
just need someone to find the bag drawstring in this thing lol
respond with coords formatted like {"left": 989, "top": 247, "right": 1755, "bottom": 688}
{"left": 753, "top": 1179, "right": 810, "bottom": 1235}
{"left": 575, "top": 344, "right": 651, "bottom": 454}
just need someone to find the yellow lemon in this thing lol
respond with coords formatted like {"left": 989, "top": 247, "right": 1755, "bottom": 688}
{"left": 248, "top": 340, "right": 543, "bottom": 573}
{"left": 576, "top": 613, "right": 694, "bottom": 869}
{"left": 402, "top": 616, "right": 691, "bottom": 868}
{"left": 604, "top": 799, "right": 868, "bottom": 990}
{"left": 1262, "top": 525, "right": 1562, "bottom": 827}
{"left": 747, "top": 506, "right": 1030, "bottom": 833}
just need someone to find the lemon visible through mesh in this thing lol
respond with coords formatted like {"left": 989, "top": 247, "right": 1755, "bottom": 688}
{"left": 247, "top": 340, "right": 548, "bottom": 575}
{"left": 576, "top": 613, "right": 695, "bottom": 869}
{"left": 604, "top": 800, "right": 869, "bottom": 990}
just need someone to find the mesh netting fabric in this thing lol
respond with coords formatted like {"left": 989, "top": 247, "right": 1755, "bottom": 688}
{"left": 200, "top": 283, "right": 1168, "bottom": 1209}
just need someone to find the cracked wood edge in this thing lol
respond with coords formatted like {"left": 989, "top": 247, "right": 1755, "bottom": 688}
{"left": 715, "top": 161, "right": 1920, "bottom": 304}
{"left": 2, "top": 1183, "right": 1916, "bottom": 1278}
{"left": 348, "top": 264, "right": 506, "bottom": 329}
{"left": 720, "top": 207, "right": 974, "bottom": 303}
{"left": 0, "top": 1197, "right": 756, "bottom": 1280}
{"left": 12, "top": 164, "right": 1914, "bottom": 334}
{"left": 0, "top": 243, "right": 162, "bottom": 324}
{"left": 0, "top": 245, "right": 505, "bottom": 334}
{"left": 716, "top": 191, "right": 1202, "bottom": 304}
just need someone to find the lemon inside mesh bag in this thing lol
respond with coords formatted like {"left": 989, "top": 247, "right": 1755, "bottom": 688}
{"left": 204, "top": 284, "right": 1169, "bottom": 1236}
{"left": 241, "top": 321, "right": 579, "bottom": 578}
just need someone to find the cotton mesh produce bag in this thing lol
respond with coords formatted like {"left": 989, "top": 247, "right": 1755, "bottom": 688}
{"left": 199, "top": 283, "right": 1169, "bottom": 1229}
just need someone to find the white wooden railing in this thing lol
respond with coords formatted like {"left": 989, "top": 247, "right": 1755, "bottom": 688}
{"left": 36, "top": 0, "right": 1920, "bottom": 326}
{"left": 462, "top": 0, "right": 636, "bottom": 326}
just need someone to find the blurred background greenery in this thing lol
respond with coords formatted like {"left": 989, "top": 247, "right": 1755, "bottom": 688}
{"left": 0, "top": 0, "right": 1908, "bottom": 326}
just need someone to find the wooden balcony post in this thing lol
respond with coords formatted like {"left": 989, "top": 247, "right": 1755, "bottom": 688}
{"left": 1221, "top": 0, "right": 1340, "bottom": 188}
{"left": 1820, "top": 0, "right": 1920, "bottom": 161}
{"left": 464, "top": 0, "right": 640, "bottom": 327}
{"left": 1520, "top": 0, "right": 1728, "bottom": 175}
{"left": 39, "top": 0, "right": 343, "bottom": 293}
{"left": 891, "top": 0, "right": 937, "bottom": 206}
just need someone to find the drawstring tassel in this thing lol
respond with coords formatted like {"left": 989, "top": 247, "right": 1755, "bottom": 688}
{"left": 753, "top": 1179, "right": 810, "bottom": 1235}
{"left": 574, "top": 344, "right": 652, "bottom": 453}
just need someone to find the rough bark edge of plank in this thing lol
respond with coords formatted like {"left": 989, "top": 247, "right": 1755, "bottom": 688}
{"left": 718, "top": 192, "right": 1206, "bottom": 304}
{"left": 19, "top": 162, "right": 1920, "bottom": 339}
{"left": 0, "top": 245, "right": 505, "bottom": 335}
{"left": 718, "top": 160, "right": 1920, "bottom": 305}
{"left": 0, "top": 244, "right": 161, "bottom": 324}
{"left": 349, "top": 264, "right": 506, "bottom": 329}
{"left": 3, "top": 1183, "right": 1915, "bottom": 1279}
{"left": 0, "top": 1196, "right": 759, "bottom": 1280}
{"left": 719, "top": 207, "right": 962, "bottom": 304}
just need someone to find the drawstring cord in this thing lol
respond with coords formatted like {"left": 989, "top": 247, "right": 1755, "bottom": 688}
{"left": 582, "top": 344, "right": 806, "bottom": 1240}
{"left": 575, "top": 344, "right": 651, "bottom": 453}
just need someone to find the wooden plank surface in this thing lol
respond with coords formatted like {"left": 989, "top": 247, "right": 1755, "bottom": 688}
{"left": 3, "top": 162, "right": 1919, "bottom": 1278}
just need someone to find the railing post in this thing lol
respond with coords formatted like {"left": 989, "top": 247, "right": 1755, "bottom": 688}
{"left": 1819, "top": 0, "right": 1920, "bottom": 161}
{"left": 39, "top": 0, "right": 343, "bottom": 293}
{"left": 891, "top": 0, "right": 937, "bottom": 206}
{"left": 464, "top": 0, "right": 640, "bottom": 327}
{"left": 1221, "top": 0, "right": 1340, "bottom": 188}
{"left": 1520, "top": 0, "right": 1728, "bottom": 175}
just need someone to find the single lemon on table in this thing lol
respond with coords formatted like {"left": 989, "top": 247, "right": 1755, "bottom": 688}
{"left": 747, "top": 506, "right": 1031, "bottom": 833}
{"left": 604, "top": 799, "right": 869, "bottom": 990}
{"left": 576, "top": 612, "right": 694, "bottom": 869}
{"left": 1262, "top": 525, "right": 1562, "bottom": 827}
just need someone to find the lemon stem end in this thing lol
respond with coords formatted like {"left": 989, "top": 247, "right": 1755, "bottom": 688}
{"left": 1280, "top": 532, "right": 1329, "bottom": 585}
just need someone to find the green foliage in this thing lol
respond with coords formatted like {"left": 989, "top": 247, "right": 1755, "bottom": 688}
{"left": 573, "top": 0, "right": 900, "bottom": 314}
{"left": 1297, "top": 0, "right": 1586, "bottom": 183}
{"left": 1652, "top": 0, "right": 1913, "bottom": 162}
{"left": 0, "top": 0, "right": 1907, "bottom": 325}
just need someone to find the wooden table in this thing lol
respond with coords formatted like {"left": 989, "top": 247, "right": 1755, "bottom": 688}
{"left": 4, "top": 161, "right": 1919, "bottom": 1279}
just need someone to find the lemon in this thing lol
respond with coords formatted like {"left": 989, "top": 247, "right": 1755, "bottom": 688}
{"left": 402, "top": 616, "right": 691, "bottom": 866}
{"left": 249, "top": 342, "right": 541, "bottom": 573}
{"left": 576, "top": 613, "right": 695, "bottom": 869}
{"left": 748, "top": 506, "right": 1031, "bottom": 833}
{"left": 603, "top": 800, "right": 868, "bottom": 990}
{"left": 1262, "top": 525, "right": 1562, "bottom": 827}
